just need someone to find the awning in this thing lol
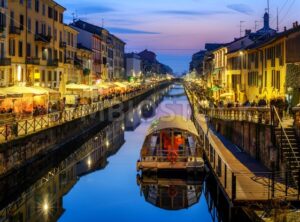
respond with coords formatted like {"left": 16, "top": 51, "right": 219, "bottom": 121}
{"left": 114, "top": 82, "right": 128, "bottom": 88}
{"left": 32, "top": 86, "right": 60, "bottom": 95}
{"left": 147, "top": 115, "right": 199, "bottom": 137}
{"left": 3, "top": 86, "right": 46, "bottom": 96}
{"left": 220, "top": 92, "right": 234, "bottom": 98}
{"left": 66, "top": 83, "right": 91, "bottom": 91}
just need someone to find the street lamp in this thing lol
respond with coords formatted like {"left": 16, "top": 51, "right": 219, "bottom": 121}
{"left": 286, "top": 87, "right": 294, "bottom": 115}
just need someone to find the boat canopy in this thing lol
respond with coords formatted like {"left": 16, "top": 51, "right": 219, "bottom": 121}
{"left": 146, "top": 115, "right": 198, "bottom": 137}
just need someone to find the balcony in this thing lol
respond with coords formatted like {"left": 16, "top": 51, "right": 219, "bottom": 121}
{"left": 64, "top": 57, "right": 73, "bottom": 64}
{"left": 74, "top": 58, "right": 83, "bottom": 69}
{"left": 60, "top": 41, "right": 66, "bottom": 48}
{"left": 35, "top": 34, "right": 52, "bottom": 44}
{"left": 26, "top": 57, "right": 40, "bottom": 65}
{"left": 47, "top": 59, "right": 59, "bottom": 67}
{"left": 9, "top": 26, "right": 21, "bottom": 36}
{"left": 0, "top": 57, "right": 11, "bottom": 66}
{"left": 0, "top": 25, "right": 5, "bottom": 33}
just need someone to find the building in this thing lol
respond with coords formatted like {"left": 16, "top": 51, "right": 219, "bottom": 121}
{"left": 138, "top": 49, "right": 159, "bottom": 76}
{"left": 70, "top": 20, "right": 103, "bottom": 83}
{"left": 111, "top": 34, "right": 125, "bottom": 80}
{"left": 76, "top": 43, "right": 93, "bottom": 85}
{"left": 70, "top": 20, "right": 125, "bottom": 82}
{"left": 189, "top": 50, "right": 206, "bottom": 76}
{"left": 125, "top": 52, "right": 141, "bottom": 78}
{"left": 0, "top": 0, "right": 69, "bottom": 89}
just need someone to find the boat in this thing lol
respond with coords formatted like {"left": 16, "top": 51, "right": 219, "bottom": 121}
{"left": 137, "top": 172, "right": 203, "bottom": 210}
{"left": 137, "top": 115, "right": 204, "bottom": 172}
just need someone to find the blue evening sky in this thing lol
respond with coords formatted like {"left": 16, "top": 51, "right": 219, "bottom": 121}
{"left": 57, "top": 0, "right": 300, "bottom": 73}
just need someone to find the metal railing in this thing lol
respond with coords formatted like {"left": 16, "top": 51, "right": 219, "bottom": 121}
{"left": 271, "top": 106, "right": 300, "bottom": 172}
{"left": 0, "top": 82, "right": 164, "bottom": 143}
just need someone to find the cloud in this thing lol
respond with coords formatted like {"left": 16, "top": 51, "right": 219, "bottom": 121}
{"left": 73, "top": 5, "right": 115, "bottom": 14}
{"left": 107, "top": 27, "right": 160, "bottom": 35}
{"left": 155, "top": 10, "right": 230, "bottom": 16}
{"left": 227, "top": 4, "right": 253, "bottom": 15}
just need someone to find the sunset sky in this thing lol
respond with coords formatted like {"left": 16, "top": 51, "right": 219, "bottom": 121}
{"left": 57, "top": 0, "right": 300, "bottom": 74}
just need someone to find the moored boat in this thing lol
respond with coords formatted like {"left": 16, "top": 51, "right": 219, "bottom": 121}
{"left": 137, "top": 115, "right": 204, "bottom": 172}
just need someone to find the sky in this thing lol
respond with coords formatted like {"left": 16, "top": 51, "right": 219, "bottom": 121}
{"left": 57, "top": 0, "right": 300, "bottom": 74}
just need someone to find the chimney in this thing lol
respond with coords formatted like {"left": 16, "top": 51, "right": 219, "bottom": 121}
{"left": 263, "top": 12, "right": 270, "bottom": 29}
{"left": 245, "top": 29, "right": 251, "bottom": 36}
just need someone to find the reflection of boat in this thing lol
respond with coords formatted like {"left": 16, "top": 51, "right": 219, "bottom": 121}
{"left": 137, "top": 115, "right": 204, "bottom": 171}
{"left": 137, "top": 172, "right": 203, "bottom": 210}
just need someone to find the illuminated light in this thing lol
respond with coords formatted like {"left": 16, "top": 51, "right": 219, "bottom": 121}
{"left": 17, "top": 65, "right": 22, "bottom": 82}
{"left": 94, "top": 136, "right": 98, "bottom": 140}
{"left": 131, "top": 118, "right": 133, "bottom": 122}
{"left": 106, "top": 140, "right": 109, "bottom": 147}
{"left": 121, "top": 125, "right": 125, "bottom": 131}
{"left": 43, "top": 202, "right": 49, "bottom": 213}
{"left": 87, "top": 158, "right": 91, "bottom": 166}
{"left": 239, "top": 51, "right": 244, "bottom": 56}
{"left": 34, "top": 72, "right": 40, "bottom": 79}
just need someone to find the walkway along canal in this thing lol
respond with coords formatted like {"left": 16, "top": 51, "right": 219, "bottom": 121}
{"left": 0, "top": 84, "right": 254, "bottom": 222}
{"left": 184, "top": 81, "right": 300, "bottom": 221}
{"left": 0, "top": 80, "right": 171, "bottom": 176}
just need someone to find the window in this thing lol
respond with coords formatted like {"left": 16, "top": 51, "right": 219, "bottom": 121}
{"left": 20, "top": 0, "right": 24, "bottom": 5}
{"left": 35, "top": 45, "right": 38, "bottom": 57}
{"left": 10, "top": 11, "right": 14, "bottom": 27}
{"left": 9, "top": 39, "right": 15, "bottom": 56}
{"left": 264, "top": 71, "right": 267, "bottom": 87}
{"left": 26, "top": 43, "right": 31, "bottom": 57}
{"left": 42, "top": 4, "right": 45, "bottom": 15}
{"left": 248, "top": 71, "right": 258, "bottom": 87}
{"left": 59, "top": 51, "right": 62, "bottom": 62}
{"left": 0, "top": 12, "right": 6, "bottom": 28}
{"left": 42, "top": 47, "right": 46, "bottom": 60}
{"left": 41, "top": 70, "right": 45, "bottom": 82}
{"left": 35, "top": 20, "right": 39, "bottom": 34}
{"left": 59, "top": 13, "right": 63, "bottom": 23}
{"left": 53, "top": 28, "right": 57, "bottom": 41}
{"left": 27, "top": 0, "right": 31, "bottom": 9}
{"left": 48, "top": 71, "right": 52, "bottom": 81}
{"left": 27, "top": 17, "right": 31, "bottom": 33}
{"left": 54, "top": 10, "right": 58, "bottom": 21}
{"left": 35, "top": 0, "right": 39, "bottom": 12}
{"left": 271, "top": 70, "right": 280, "bottom": 90}
{"left": 19, "top": 14, "right": 24, "bottom": 30}
{"left": 18, "top": 41, "right": 23, "bottom": 57}
{"left": 48, "top": 26, "right": 51, "bottom": 36}
{"left": 0, "top": 70, "right": 4, "bottom": 81}
{"left": 48, "top": 7, "right": 53, "bottom": 19}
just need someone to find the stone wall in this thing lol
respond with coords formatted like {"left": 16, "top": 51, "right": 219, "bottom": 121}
{"left": 211, "top": 119, "right": 276, "bottom": 170}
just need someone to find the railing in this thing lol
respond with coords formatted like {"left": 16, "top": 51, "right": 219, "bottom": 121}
{"left": 9, "top": 26, "right": 21, "bottom": 35}
{"left": 201, "top": 124, "right": 300, "bottom": 201}
{"left": 47, "top": 59, "right": 59, "bottom": 67}
{"left": 0, "top": 57, "right": 11, "bottom": 66}
{"left": 35, "top": 33, "right": 51, "bottom": 43}
{"left": 26, "top": 57, "right": 40, "bottom": 65}
{"left": 293, "top": 107, "right": 300, "bottom": 139}
{"left": 271, "top": 106, "right": 300, "bottom": 172}
{"left": 0, "top": 82, "right": 165, "bottom": 143}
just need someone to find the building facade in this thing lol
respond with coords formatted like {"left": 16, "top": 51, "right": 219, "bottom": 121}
{"left": 125, "top": 52, "right": 141, "bottom": 78}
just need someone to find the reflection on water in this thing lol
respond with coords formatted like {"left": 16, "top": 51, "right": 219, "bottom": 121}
{"left": 0, "top": 84, "right": 251, "bottom": 222}
{"left": 137, "top": 172, "right": 204, "bottom": 210}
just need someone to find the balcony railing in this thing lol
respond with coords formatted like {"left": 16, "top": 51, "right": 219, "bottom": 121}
{"left": 9, "top": 26, "right": 21, "bottom": 35}
{"left": 59, "top": 41, "right": 66, "bottom": 48}
{"left": 26, "top": 57, "right": 40, "bottom": 65}
{"left": 64, "top": 57, "right": 73, "bottom": 64}
{"left": 74, "top": 58, "right": 83, "bottom": 69}
{"left": 35, "top": 34, "right": 52, "bottom": 44}
{"left": 0, "top": 57, "right": 11, "bottom": 66}
{"left": 47, "top": 59, "right": 59, "bottom": 67}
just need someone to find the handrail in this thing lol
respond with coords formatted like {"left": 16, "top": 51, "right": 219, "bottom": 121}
{"left": 272, "top": 106, "right": 300, "bottom": 169}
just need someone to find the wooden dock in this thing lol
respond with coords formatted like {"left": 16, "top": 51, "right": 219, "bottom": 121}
{"left": 184, "top": 88, "right": 300, "bottom": 205}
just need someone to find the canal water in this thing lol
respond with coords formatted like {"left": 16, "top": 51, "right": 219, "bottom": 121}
{"left": 59, "top": 84, "right": 213, "bottom": 222}
{"left": 0, "top": 84, "right": 225, "bottom": 222}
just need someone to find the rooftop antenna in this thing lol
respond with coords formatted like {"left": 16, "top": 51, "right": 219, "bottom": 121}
{"left": 267, "top": 0, "right": 270, "bottom": 14}
{"left": 72, "top": 12, "right": 76, "bottom": 22}
{"left": 255, "top": 20, "right": 261, "bottom": 31}
{"left": 240, "top": 21, "right": 245, "bottom": 37}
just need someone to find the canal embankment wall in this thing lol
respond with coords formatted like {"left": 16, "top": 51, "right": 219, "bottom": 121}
{"left": 0, "top": 81, "right": 171, "bottom": 177}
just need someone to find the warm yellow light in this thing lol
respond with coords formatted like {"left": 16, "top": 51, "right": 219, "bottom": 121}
{"left": 34, "top": 72, "right": 40, "bottom": 79}
{"left": 17, "top": 65, "right": 22, "bottom": 82}
{"left": 239, "top": 51, "right": 244, "bottom": 56}
{"left": 121, "top": 124, "right": 125, "bottom": 131}
{"left": 87, "top": 158, "right": 91, "bottom": 166}
{"left": 106, "top": 140, "right": 109, "bottom": 147}
{"left": 43, "top": 203, "right": 49, "bottom": 213}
